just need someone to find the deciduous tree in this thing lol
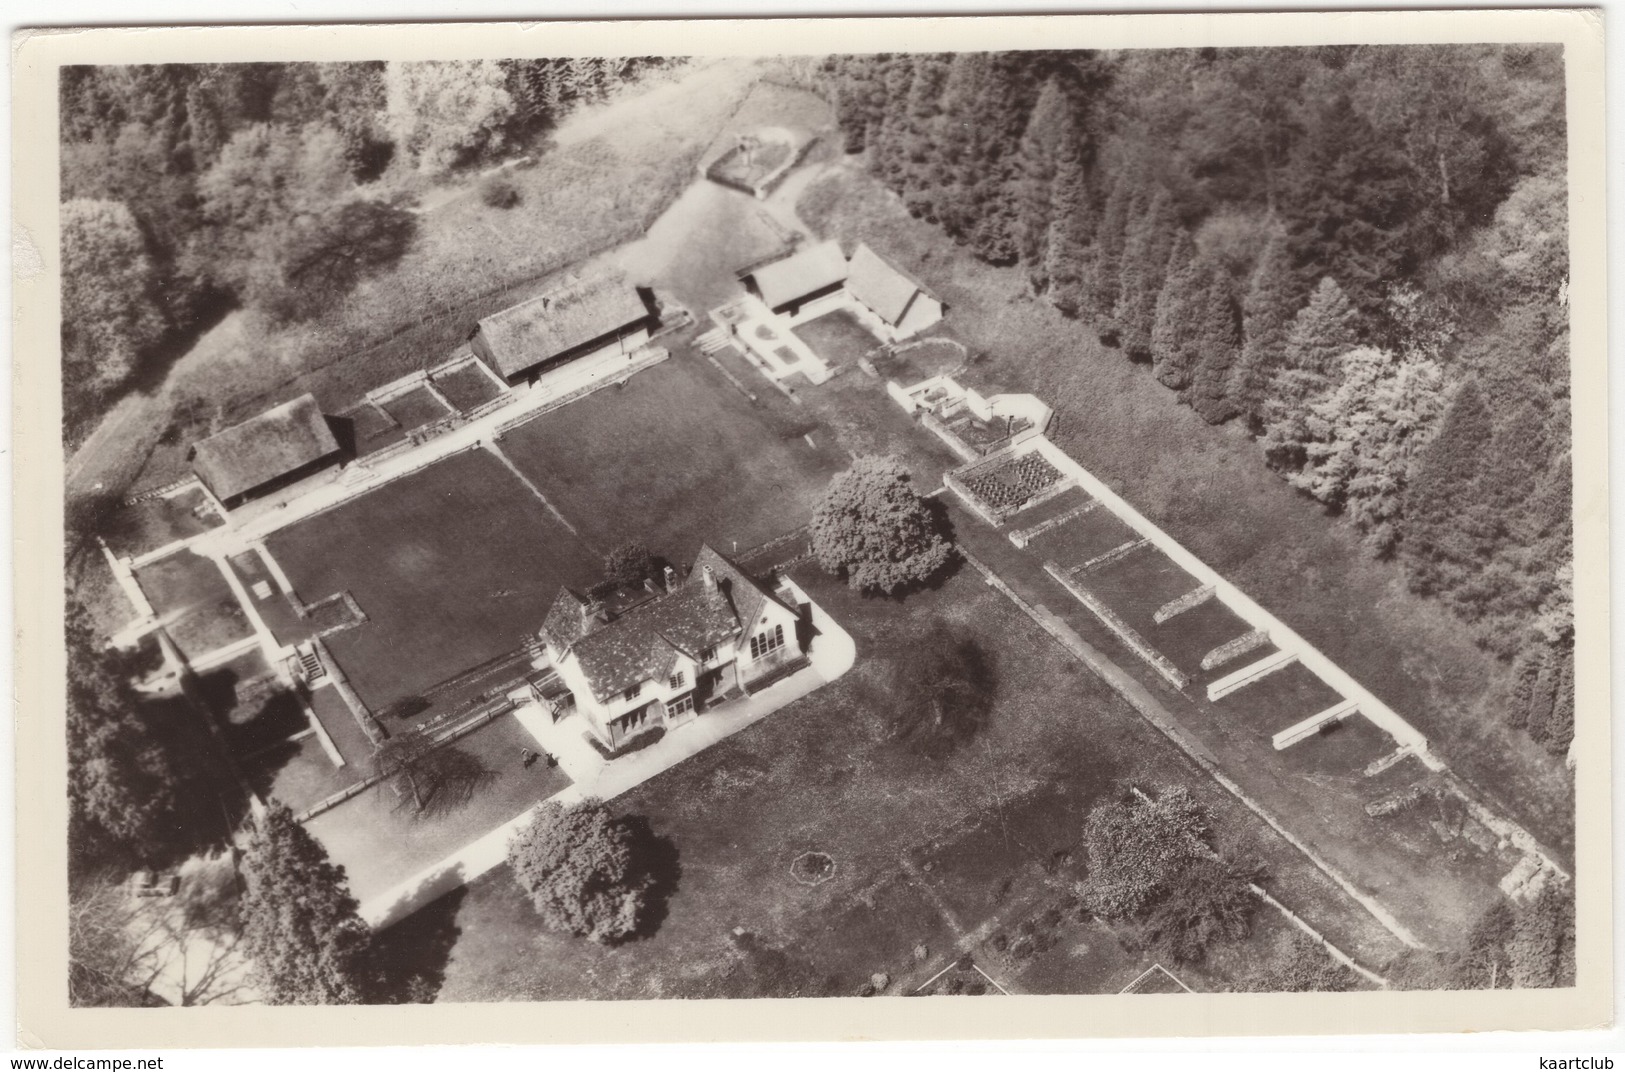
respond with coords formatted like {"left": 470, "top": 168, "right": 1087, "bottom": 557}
{"left": 1290, "top": 346, "right": 1448, "bottom": 555}
{"left": 508, "top": 800, "right": 654, "bottom": 944}
{"left": 239, "top": 802, "right": 369, "bottom": 1004}
{"left": 810, "top": 455, "right": 954, "bottom": 595}
{"left": 60, "top": 199, "right": 166, "bottom": 418}
{"left": 384, "top": 59, "right": 516, "bottom": 175}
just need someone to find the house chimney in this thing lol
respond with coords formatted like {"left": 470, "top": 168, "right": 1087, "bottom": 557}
{"left": 701, "top": 564, "right": 717, "bottom": 592}
{"left": 664, "top": 565, "right": 678, "bottom": 592}
{"left": 581, "top": 597, "right": 605, "bottom": 628}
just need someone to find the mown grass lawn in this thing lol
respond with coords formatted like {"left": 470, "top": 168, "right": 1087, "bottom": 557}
{"left": 797, "top": 162, "right": 1573, "bottom": 860}
{"left": 304, "top": 711, "right": 570, "bottom": 904}
{"left": 497, "top": 351, "right": 847, "bottom": 560}
{"left": 264, "top": 448, "right": 600, "bottom": 711}
{"left": 425, "top": 563, "right": 1404, "bottom": 1001}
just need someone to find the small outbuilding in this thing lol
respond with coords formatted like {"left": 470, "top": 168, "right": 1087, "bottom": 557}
{"left": 471, "top": 274, "right": 655, "bottom": 388}
{"left": 845, "top": 243, "right": 944, "bottom": 342}
{"left": 191, "top": 393, "right": 341, "bottom": 509}
{"left": 738, "top": 240, "right": 848, "bottom": 317}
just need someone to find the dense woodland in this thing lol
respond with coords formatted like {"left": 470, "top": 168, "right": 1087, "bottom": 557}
{"left": 807, "top": 46, "right": 1573, "bottom": 754}
{"left": 58, "top": 57, "right": 673, "bottom": 439}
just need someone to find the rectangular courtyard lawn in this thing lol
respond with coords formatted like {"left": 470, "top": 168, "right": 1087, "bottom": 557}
{"left": 791, "top": 308, "right": 881, "bottom": 368}
{"left": 1024, "top": 505, "right": 1139, "bottom": 567}
{"left": 133, "top": 550, "right": 253, "bottom": 658}
{"left": 379, "top": 384, "right": 453, "bottom": 432}
{"left": 264, "top": 448, "right": 600, "bottom": 712}
{"left": 304, "top": 711, "right": 571, "bottom": 904}
{"left": 431, "top": 360, "right": 503, "bottom": 412}
{"left": 496, "top": 354, "right": 848, "bottom": 559}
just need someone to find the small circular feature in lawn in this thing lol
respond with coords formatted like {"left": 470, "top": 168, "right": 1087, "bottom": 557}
{"left": 791, "top": 851, "right": 835, "bottom": 886}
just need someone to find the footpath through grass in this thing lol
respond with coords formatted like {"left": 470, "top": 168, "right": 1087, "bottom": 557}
{"left": 797, "top": 162, "right": 1573, "bottom": 861}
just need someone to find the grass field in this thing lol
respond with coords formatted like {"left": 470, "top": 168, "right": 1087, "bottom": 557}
{"left": 424, "top": 563, "right": 1404, "bottom": 1001}
{"left": 303, "top": 712, "right": 570, "bottom": 904}
{"left": 497, "top": 352, "right": 847, "bottom": 559}
{"left": 264, "top": 448, "right": 600, "bottom": 711}
{"left": 797, "top": 162, "right": 1573, "bottom": 859}
{"left": 791, "top": 308, "right": 880, "bottom": 368}
{"left": 133, "top": 551, "right": 253, "bottom": 658}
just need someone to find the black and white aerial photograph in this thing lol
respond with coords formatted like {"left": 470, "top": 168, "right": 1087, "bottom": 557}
{"left": 12, "top": 10, "right": 1610, "bottom": 1048}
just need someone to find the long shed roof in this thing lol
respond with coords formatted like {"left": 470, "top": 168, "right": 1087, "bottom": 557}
{"left": 477, "top": 275, "right": 650, "bottom": 379}
{"left": 743, "top": 240, "right": 847, "bottom": 310}
{"left": 191, "top": 393, "right": 340, "bottom": 502}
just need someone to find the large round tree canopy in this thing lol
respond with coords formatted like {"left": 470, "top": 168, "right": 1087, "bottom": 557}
{"left": 809, "top": 454, "right": 953, "bottom": 595}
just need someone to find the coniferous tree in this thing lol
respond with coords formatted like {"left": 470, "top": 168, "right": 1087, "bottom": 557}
{"left": 899, "top": 54, "right": 952, "bottom": 199}
{"left": 1041, "top": 127, "right": 1093, "bottom": 312}
{"left": 1083, "top": 171, "right": 1134, "bottom": 331}
{"left": 1280, "top": 92, "right": 1416, "bottom": 316}
{"left": 1187, "top": 261, "right": 1244, "bottom": 422}
{"left": 1402, "top": 379, "right": 1497, "bottom": 597}
{"left": 66, "top": 604, "right": 180, "bottom": 867}
{"left": 1506, "top": 646, "right": 1542, "bottom": 730}
{"left": 1013, "top": 77, "right": 1077, "bottom": 279}
{"left": 1150, "top": 230, "right": 1201, "bottom": 391}
{"left": 1231, "top": 231, "right": 1303, "bottom": 426}
{"left": 1260, "top": 277, "right": 1362, "bottom": 470}
{"left": 1114, "top": 186, "right": 1181, "bottom": 359}
{"left": 240, "top": 802, "right": 369, "bottom": 1004}
{"left": 1542, "top": 648, "right": 1575, "bottom": 756}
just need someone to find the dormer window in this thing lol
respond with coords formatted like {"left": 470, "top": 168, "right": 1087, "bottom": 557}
{"left": 623, "top": 682, "right": 642, "bottom": 702}
{"left": 699, "top": 645, "right": 717, "bottom": 664}
{"left": 669, "top": 670, "right": 686, "bottom": 690}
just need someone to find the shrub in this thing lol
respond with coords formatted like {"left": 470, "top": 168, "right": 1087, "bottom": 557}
{"left": 481, "top": 175, "right": 521, "bottom": 209}
{"left": 1242, "top": 933, "right": 1359, "bottom": 993}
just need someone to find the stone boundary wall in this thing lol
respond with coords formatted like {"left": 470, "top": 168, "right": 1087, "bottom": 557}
{"left": 1154, "top": 584, "right": 1215, "bottom": 624}
{"left": 1201, "top": 628, "right": 1270, "bottom": 671}
{"left": 1079, "top": 537, "right": 1149, "bottom": 574}
{"left": 1273, "top": 698, "right": 1362, "bottom": 750}
{"left": 1207, "top": 649, "right": 1299, "bottom": 702}
{"left": 123, "top": 475, "right": 203, "bottom": 507}
{"left": 1009, "top": 500, "right": 1099, "bottom": 549}
{"left": 920, "top": 410, "right": 983, "bottom": 464}
{"left": 1043, "top": 562, "right": 1189, "bottom": 690}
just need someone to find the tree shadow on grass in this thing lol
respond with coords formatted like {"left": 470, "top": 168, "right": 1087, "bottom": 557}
{"left": 397, "top": 747, "right": 498, "bottom": 821}
{"left": 621, "top": 815, "right": 682, "bottom": 945}
{"left": 365, "top": 884, "right": 468, "bottom": 1004}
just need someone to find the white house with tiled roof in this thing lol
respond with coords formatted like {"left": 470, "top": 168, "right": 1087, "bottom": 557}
{"left": 536, "top": 545, "right": 806, "bottom": 751}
